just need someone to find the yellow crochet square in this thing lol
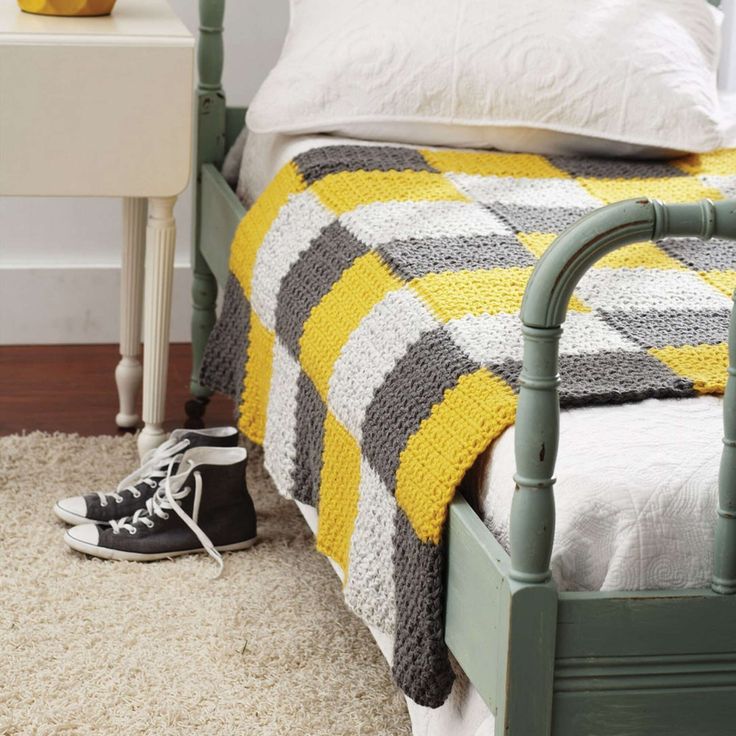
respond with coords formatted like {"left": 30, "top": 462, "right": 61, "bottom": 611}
{"left": 674, "top": 149, "right": 736, "bottom": 176}
{"left": 409, "top": 267, "right": 589, "bottom": 322}
{"left": 516, "top": 233, "right": 682, "bottom": 270}
{"left": 595, "top": 242, "right": 685, "bottom": 270}
{"left": 230, "top": 162, "right": 305, "bottom": 298}
{"left": 420, "top": 150, "right": 568, "bottom": 179}
{"left": 237, "top": 311, "right": 275, "bottom": 444}
{"left": 310, "top": 170, "right": 468, "bottom": 215}
{"left": 300, "top": 252, "right": 403, "bottom": 399}
{"left": 699, "top": 270, "right": 736, "bottom": 299}
{"left": 395, "top": 368, "right": 517, "bottom": 544}
{"left": 649, "top": 343, "right": 728, "bottom": 395}
{"left": 578, "top": 177, "right": 723, "bottom": 205}
{"left": 516, "top": 232, "right": 556, "bottom": 259}
{"left": 316, "top": 412, "right": 362, "bottom": 576}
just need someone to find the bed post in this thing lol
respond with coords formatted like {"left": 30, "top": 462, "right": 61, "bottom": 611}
{"left": 187, "top": 0, "right": 227, "bottom": 420}
{"left": 511, "top": 199, "right": 660, "bottom": 584}
{"left": 713, "top": 290, "right": 736, "bottom": 593}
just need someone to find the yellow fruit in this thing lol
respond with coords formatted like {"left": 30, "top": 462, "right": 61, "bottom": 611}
{"left": 18, "top": 0, "right": 116, "bottom": 17}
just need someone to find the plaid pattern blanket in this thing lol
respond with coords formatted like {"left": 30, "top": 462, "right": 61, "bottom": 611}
{"left": 202, "top": 144, "right": 736, "bottom": 707}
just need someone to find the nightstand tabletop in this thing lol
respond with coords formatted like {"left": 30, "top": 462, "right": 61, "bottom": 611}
{"left": 0, "top": 0, "right": 194, "bottom": 197}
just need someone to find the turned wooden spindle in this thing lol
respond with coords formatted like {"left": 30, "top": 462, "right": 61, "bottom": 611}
{"left": 115, "top": 197, "right": 147, "bottom": 428}
{"left": 713, "top": 291, "right": 736, "bottom": 593}
{"left": 189, "top": 0, "right": 227, "bottom": 405}
{"left": 138, "top": 196, "right": 177, "bottom": 456}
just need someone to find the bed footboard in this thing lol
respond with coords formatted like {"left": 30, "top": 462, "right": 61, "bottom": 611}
{"left": 514, "top": 198, "right": 736, "bottom": 587}
{"left": 497, "top": 197, "right": 736, "bottom": 736}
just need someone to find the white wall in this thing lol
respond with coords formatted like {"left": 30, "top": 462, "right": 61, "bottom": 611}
{"left": 0, "top": 0, "right": 289, "bottom": 345}
{"left": 0, "top": 0, "right": 734, "bottom": 344}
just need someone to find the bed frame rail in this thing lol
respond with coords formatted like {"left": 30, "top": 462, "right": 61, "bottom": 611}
{"left": 552, "top": 590, "right": 736, "bottom": 736}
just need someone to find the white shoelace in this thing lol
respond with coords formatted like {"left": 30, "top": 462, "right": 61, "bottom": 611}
{"left": 110, "top": 458, "right": 224, "bottom": 577}
{"left": 97, "top": 437, "right": 191, "bottom": 507}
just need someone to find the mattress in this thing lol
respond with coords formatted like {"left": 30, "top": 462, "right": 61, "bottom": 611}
{"left": 228, "top": 130, "right": 727, "bottom": 736}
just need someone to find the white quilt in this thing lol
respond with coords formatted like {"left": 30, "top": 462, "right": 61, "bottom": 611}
{"left": 481, "top": 396, "right": 722, "bottom": 592}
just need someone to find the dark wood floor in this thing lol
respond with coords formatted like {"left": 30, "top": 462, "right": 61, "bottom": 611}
{"left": 0, "top": 344, "right": 235, "bottom": 436}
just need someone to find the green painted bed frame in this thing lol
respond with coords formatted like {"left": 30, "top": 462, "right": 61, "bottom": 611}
{"left": 190, "top": 1, "right": 736, "bottom": 732}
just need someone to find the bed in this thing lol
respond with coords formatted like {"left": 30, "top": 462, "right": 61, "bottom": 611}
{"left": 187, "top": 2, "right": 736, "bottom": 734}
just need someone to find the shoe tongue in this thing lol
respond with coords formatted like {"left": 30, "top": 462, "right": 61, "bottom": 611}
{"left": 166, "top": 465, "right": 193, "bottom": 494}
{"left": 132, "top": 453, "right": 184, "bottom": 494}
{"left": 178, "top": 431, "right": 212, "bottom": 449}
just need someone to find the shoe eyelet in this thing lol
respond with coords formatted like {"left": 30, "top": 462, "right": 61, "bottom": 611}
{"left": 100, "top": 500, "right": 107, "bottom": 508}
{"left": 115, "top": 498, "right": 122, "bottom": 504}
{"left": 162, "top": 513, "right": 170, "bottom": 520}
{"left": 132, "top": 491, "right": 141, "bottom": 499}
{"left": 128, "top": 527, "right": 137, "bottom": 535}
{"left": 112, "top": 529, "right": 119, "bottom": 535}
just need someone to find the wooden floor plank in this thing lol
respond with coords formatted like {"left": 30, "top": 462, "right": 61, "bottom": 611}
{"left": 0, "top": 344, "right": 235, "bottom": 436}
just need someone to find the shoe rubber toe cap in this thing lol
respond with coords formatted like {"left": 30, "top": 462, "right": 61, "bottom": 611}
{"left": 54, "top": 496, "right": 91, "bottom": 525}
{"left": 66, "top": 524, "right": 99, "bottom": 546}
{"left": 56, "top": 496, "right": 87, "bottom": 518}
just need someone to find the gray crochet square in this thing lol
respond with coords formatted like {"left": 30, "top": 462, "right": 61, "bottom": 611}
{"left": 601, "top": 309, "right": 730, "bottom": 349}
{"left": 294, "top": 145, "right": 438, "bottom": 184}
{"left": 659, "top": 237, "right": 736, "bottom": 272}
{"left": 548, "top": 156, "right": 687, "bottom": 179}
{"left": 488, "top": 203, "right": 592, "bottom": 234}
{"left": 378, "top": 234, "right": 535, "bottom": 279}
{"left": 489, "top": 350, "right": 695, "bottom": 406}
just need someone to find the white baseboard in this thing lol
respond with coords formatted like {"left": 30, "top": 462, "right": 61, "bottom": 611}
{"left": 0, "top": 265, "right": 195, "bottom": 345}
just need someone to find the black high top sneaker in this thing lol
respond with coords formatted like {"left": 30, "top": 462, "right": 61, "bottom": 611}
{"left": 53, "top": 427, "right": 239, "bottom": 526}
{"left": 63, "top": 446, "right": 256, "bottom": 572}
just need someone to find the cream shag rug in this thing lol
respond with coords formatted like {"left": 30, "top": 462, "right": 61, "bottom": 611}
{"left": 0, "top": 432, "right": 412, "bottom": 736}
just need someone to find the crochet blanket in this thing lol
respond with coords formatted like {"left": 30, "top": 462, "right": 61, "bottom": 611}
{"left": 201, "top": 144, "right": 736, "bottom": 707}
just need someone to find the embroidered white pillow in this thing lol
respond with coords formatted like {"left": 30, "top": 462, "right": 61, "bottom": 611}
{"left": 247, "top": 0, "right": 725, "bottom": 156}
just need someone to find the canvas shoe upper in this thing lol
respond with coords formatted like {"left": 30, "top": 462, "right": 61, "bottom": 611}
{"left": 64, "top": 445, "right": 256, "bottom": 573}
{"left": 53, "top": 427, "right": 239, "bottom": 525}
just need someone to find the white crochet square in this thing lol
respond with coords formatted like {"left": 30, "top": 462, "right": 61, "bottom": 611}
{"left": 250, "top": 190, "right": 334, "bottom": 330}
{"left": 263, "top": 337, "right": 302, "bottom": 498}
{"left": 344, "top": 459, "right": 397, "bottom": 636}
{"left": 446, "top": 313, "right": 525, "bottom": 365}
{"left": 448, "top": 173, "right": 602, "bottom": 209}
{"left": 575, "top": 268, "right": 731, "bottom": 313}
{"left": 700, "top": 175, "right": 736, "bottom": 199}
{"left": 328, "top": 287, "right": 436, "bottom": 441}
{"left": 447, "top": 311, "right": 640, "bottom": 367}
{"left": 559, "top": 313, "right": 641, "bottom": 356}
{"left": 339, "top": 199, "right": 511, "bottom": 247}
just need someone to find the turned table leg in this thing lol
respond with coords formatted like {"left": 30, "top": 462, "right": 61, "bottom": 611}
{"left": 138, "top": 196, "right": 177, "bottom": 457}
{"left": 115, "top": 197, "right": 146, "bottom": 429}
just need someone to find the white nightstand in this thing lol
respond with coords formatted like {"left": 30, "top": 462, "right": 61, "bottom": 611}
{"left": 0, "top": 0, "right": 194, "bottom": 456}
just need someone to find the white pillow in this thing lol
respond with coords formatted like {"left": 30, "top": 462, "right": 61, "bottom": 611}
{"left": 247, "top": 0, "right": 725, "bottom": 157}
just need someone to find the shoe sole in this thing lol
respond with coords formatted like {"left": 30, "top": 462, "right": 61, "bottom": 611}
{"left": 54, "top": 503, "right": 111, "bottom": 527}
{"left": 63, "top": 532, "right": 257, "bottom": 562}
